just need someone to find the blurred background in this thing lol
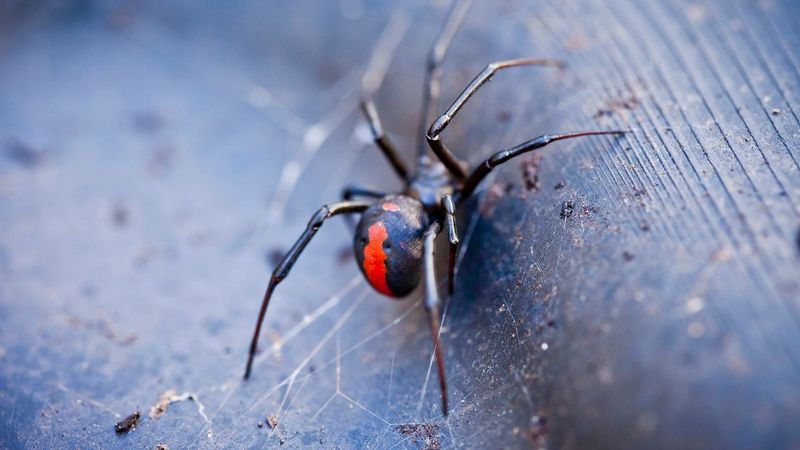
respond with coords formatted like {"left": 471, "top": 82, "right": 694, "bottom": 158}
{"left": 1, "top": 0, "right": 799, "bottom": 448}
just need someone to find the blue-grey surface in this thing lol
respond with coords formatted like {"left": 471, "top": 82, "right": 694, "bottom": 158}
{"left": 1, "top": 0, "right": 800, "bottom": 449}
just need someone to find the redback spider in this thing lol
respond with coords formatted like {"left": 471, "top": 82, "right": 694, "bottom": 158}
{"left": 243, "top": 0, "right": 627, "bottom": 416}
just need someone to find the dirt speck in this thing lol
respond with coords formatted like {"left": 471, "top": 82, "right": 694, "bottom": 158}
{"left": 150, "top": 389, "right": 177, "bottom": 419}
{"left": 554, "top": 181, "right": 566, "bottom": 190}
{"left": 397, "top": 423, "right": 440, "bottom": 450}
{"left": 496, "top": 109, "right": 512, "bottom": 123}
{"left": 771, "top": 108, "right": 781, "bottom": 116}
{"left": 565, "top": 30, "right": 587, "bottom": 51}
{"left": 710, "top": 246, "right": 732, "bottom": 263}
{"left": 479, "top": 182, "right": 508, "bottom": 218}
{"left": 560, "top": 201, "right": 575, "bottom": 219}
{"left": 521, "top": 153, "right": 542, "bottom": 192}
{"left": 267, "top": 415, "right": 278, "bottom": 430}
{"left": 623, "top": 187, "right": 649, "bottom": 207}
{"left": 115, "top": 411, "right": 141, "bottom": 434}
{"left": 131, "top": 111, "right": 165, "bottom": 134}
{"left": 4, "top": 139, "right": 45, "bottom": 168}
{"left": 622, "top": 251, "right": 635, "bottom": 262}
{"left": 594, "top": 95, "right": 640, "bottom": 119}
{"left": 146, "top": 145, "right": 176, "bottom": 178}
{"left": 337, "top": 245, "right": 353, "bottom": 265}
{"left": 530, "top": 415, "right": 548, "bottom": 440}
{"left": 156, "top": 444, "right": 169, "bottom": 450}
{"left": 111, "top": 203, "right": 130, "bottom": 228}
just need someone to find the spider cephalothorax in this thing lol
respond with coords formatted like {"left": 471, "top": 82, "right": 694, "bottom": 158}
{"left": 242, "top": 0, "right": 626, "bottom": 417}
{"left": 354, "top": 195, "right": 428, "bottom": 298}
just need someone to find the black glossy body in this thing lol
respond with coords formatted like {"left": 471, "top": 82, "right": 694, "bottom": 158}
{"left": 353, "top": 195, "right": 428, "bottom": 297}
{"left": 405, "top": 156, "right": 456, "bottom": 214}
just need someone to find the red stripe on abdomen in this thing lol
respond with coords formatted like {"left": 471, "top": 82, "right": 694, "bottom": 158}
{"left": 364, "top": 222, "right": 393, "bottom": 296}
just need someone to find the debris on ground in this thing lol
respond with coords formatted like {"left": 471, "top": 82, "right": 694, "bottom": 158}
{"left": 147, "top": 389, "right": 212, "bottom": 439}
{"left": 397, "top": 423, "right": 440, "bottom": 450}
{"left": 479, "top": 182, "right": 511, "bottom": 218}
{"left": 4, "top": 139, "right": 45, "bottom": 168}
{"left": 560, "top": 201, "right": 575, "bottom": 219}
{"left": 337, "top": 245, "right": 353, "bottom": 265}
{"left": 150, "top": 389, "right": 177, "bottom": 419}
{"left": 115, "top": 411, "right": 141, "bottom": 434}
{"left": 111, "top": 202, "right": 130, "bottom": 228}
{"left": 521, "top": 153, "right": 542, "bottom": 192}
{"left": 267, "top": 415, "right": 278, "bottom": 430}
{"left": 131, "top": 111, "right": 165, "bottom": 134}
{"left": 594, "top": 95, "right": 640, "bottom": 119}
{"left": 530, "top": 414, "right": 548, "bottom": 440}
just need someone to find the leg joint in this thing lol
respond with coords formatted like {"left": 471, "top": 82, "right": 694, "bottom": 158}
{"left": 441, "top": 194, "right": 456, "bottom": 214}
{"left": 308, "top": 206, "right": 330, "bottom": 229}
{"left": 427, "top": 115, "right": 450, "bottom": 140}
{"left": 487, "top": 150, "right": 512, "bottom": 168}
{"left": 272, "top": 269, "right": 287, "bottom": 284}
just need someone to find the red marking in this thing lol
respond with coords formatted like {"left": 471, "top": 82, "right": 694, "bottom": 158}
{"left": 382, "top": 202, "right": 400, "bottom": 212}
{"left": 364, "top": 222, "right": 393, "bottom": 296}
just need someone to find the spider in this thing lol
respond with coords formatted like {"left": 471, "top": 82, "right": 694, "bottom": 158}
{"left": 243, "top": 0, "right": 626, "bottom": 416}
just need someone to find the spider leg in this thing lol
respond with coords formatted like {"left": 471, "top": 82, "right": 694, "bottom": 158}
{"left": 244, "top": 200, "right": 373, "bottom": 379}
{"left": 416, "top": 0, "right": 473, "bottom": 164}
{"left": 459, "top": 130, "right": 628, "bottom": 200}
{"left": 341, "top": 185, "right": 386, "bottom": 230}
{"left": 426, "top": 58, "right": 565, "bottom": 180}
{"left": 441, "top": 194, "right": 459, "bottom": 295}
{"left": 423, "top": 220, "right": 449, "bottom": 415}
{"left": 342, "top": 185, "right": 386, "bottom": 202}
{"left": 360, "top": 98, "right": 409, "bottom": 182}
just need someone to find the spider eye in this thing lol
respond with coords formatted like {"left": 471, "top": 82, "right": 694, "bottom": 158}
{"left": 382, "top": 242, "right": 392, "bottom": 252}
{"left": 360, "top": 237, "right": 368, "bottom": 246}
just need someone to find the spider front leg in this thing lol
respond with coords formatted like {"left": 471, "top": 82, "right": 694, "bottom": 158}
{"left": 459, "top": 130, "right": 629, "bottom": 200}
{"left": 426, "top": 58, "right": 564, "bottom": 180}
{"left": 244, "top": 200, "right": 372, "bottom": 379}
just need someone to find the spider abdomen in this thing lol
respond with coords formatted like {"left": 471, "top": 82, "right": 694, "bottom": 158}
{"left": 354, "top": 195, "right": 428, "bottom": 298}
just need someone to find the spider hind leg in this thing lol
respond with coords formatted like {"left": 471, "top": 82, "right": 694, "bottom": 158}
{"left": 244, "top": 200, "right": 372, "bottom": 379}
